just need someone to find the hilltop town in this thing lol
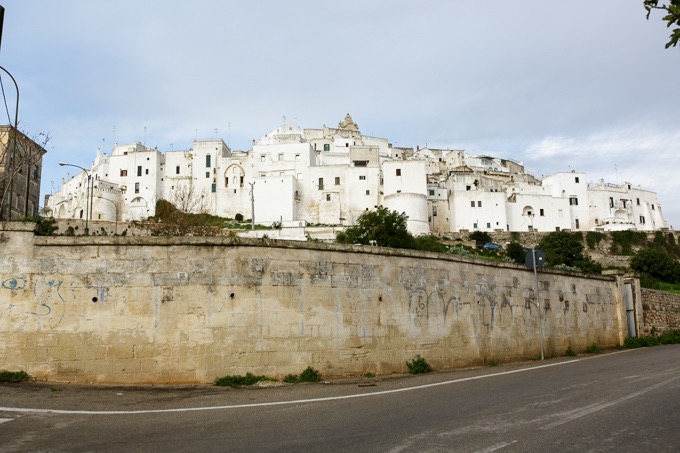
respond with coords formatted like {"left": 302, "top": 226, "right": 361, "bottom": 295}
{"left": 45, "top": 114, "right": 667, "bottom": 235}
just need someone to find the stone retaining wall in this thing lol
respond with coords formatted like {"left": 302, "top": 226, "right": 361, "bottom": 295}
{"left": 640, "top": 288, "right": 680, "bottom": 334}
{"left": 1, "top": 222, "right": 631, "bottom": 384}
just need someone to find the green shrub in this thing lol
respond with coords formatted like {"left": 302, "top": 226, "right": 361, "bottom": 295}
{"left": 505, "top": 241, "right": 526, "bottom": 264}
{"left": 0, "top": 370, "right": 30, "bottom": 383}
{"left": 565, "top": 346, "right": 576, "bottom": 356}
{"left": 468, "top": 231, "right": 492, "bottom": 245}
{"left": 214, "top": 372, "right": 269, "bottom": 387}
{"left": 585, "top": 343, "right": 600, "bottom": 354}
{"left": 610, "top": 230, "right": 648, "bottom": 255}
{"left": 299, "top": 366, "right": 321, "bottom": 382}
{"left": 282, "top": 374, "right": 299, "bottom": 383}
{"left": 283, "top": 367, "right": 322, "bottom": 384}
{"left": 585, "top": 231, "right": 606, "bottom": 249}
{"left": 406, "top": 355, "right": 433, "bottom": 374}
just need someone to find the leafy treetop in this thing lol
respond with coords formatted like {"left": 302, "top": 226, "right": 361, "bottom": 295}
{"left": 644, "top": 0, "right": 680, "bottom": 48}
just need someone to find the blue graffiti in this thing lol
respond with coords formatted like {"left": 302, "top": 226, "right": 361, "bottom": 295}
{"left": 2, "top": 276, "right": 27, "bottom": 290}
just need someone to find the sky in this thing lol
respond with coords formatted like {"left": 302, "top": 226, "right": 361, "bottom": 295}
{"left": 1, "top": 0, "right": 679, "bottom": 228}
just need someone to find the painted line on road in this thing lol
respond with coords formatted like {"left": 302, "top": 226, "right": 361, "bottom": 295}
{"left": 0, "top": 418, "right": 13, "bottom": 424}
{"left": 0, "top": 350, "right": 636, "bottom": 416}
{"left": 540, "top": 375, "right": 678, "bottom": 430}
{"left": 473, "top": 440, "right": 518, "bottom": 453}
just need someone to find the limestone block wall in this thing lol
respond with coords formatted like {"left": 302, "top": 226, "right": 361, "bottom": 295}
{"left": 0, "top": 223, "right": 629, "bottom": 384}
{"left": 640, "top": 288, "right": 680, "bottom": 334}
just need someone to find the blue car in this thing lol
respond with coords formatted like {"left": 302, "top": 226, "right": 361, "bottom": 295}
{"left": 483, "top": 242, "right": 502, "bottom": 251}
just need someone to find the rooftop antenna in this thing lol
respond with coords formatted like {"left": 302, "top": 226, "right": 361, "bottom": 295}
{"left": 143, "top": 126, "right": 147, "bottom": 146}
{"left": 615, "top": 164, "right": 619, "bottom": 185}
{"left": 195, "top": 128, "right": 198, "bottom": 140}
{"left": 227, "top": 122, "right": 231, "bottom": 147}
{"left": 282, "top": 115, "right": 286, "bottom": 124}
{"left": 112, "top": 125, "right": 116, "bottom": 146}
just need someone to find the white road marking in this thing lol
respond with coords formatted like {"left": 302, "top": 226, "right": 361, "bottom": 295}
{"left": 0, "top": 418, "right": 13, "bottom": 424}
{"left": 0, "top": 350, "right": 638, "bottom": 416}
{"left": 473, "top": 441, "right": 518, "bottom": 452}
{"left": 541, "top": 376, "right": 678, "bottom": 430}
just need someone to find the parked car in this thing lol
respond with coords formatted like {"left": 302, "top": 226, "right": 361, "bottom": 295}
{"left": 483, "top": 242, "right": 503, "bottom": 251}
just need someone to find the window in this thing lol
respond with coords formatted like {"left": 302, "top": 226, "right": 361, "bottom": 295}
{"left": 120, "top": 169, "right": 127, "bottom": 177}
{"left": 540, "top": 208, "right": 545, "bottom": 216}
{"left": 575, "top": 219, "right": 580, "bottom": 229}
{"left": 206, "top": 155, "right": 211, "bottom": 167}
{"left": 295, "top": 154, "right": 300, "bottom": 160}
{"left": 176, "top": 166, "right": 180, "bottom": 175}
{"left": 473, "top": 222, "right": 478, "bottom": 229}
{"left": 137, "top": 166, "right": 142, "bottom": 176}
{"left": 432, "top": 206, "right": 437, "bottom": 216}
{"left": 206, "top": 172, "right": 210, "bottom": 178}
{"left": 477, "top": 201, "right": 482, "bottom": 207}
{"left": 278, "top": 153, "right": 284, "bottom": 161}
{"left": 335, "top": 177, "right": 340, "bottom": 185}
{"left": 640, "top": 215, "right": 646, "bottom": 224}
{"left": 466, "top": 185, "right": 471, "bottom": 191}
{"left": 326, "top": 194, "right": 331, "bottom": 201}
{"left": 396, "top": 169, "right": 401, "bottom": 176}
{"left": 366, "top": 190, "right": 370, "bottom": 195}
{"left": 134, "top": 182, "right": 140, "bottom": 194}
{"left": 318, "top": 178, "right": 324, "bottom": 190}
{"left": 486, "top": 223, "right": 491, "bottom": 228}
{"left": 575, "top": 177, "right": 580, "bottom": 183}
{"left": 471, "top": 201, "right": 475, "bottom": 208}
{"left": 145, "top": 169, "right": 149, "bottom": 175}
{"left": 359, "top": 175, "right": 366, "bottom": 180}
{"left": 240, "top": 176, "right": 244, "bottom": 187}
{"left": 345, "top": 143, "right": 349, "bottom": 147}
{"left": 609, "top": 197, "right": 614, "bottom": 208}
{"left": 260, "top": 155, "right": 265, "bottom": 162}
{"left": 652, "top": 204, "right": 655, "bottom": 210}
{"left": 636, "top": 198, "right": 640, "bottom": 206}
{"left": 323, "top": 144, "right": 330, "bottom": 151}
{"left": 225, "top": 177, "right": 229, "bottom": 187}
{"left": 428, "top": 189, "right": 435, "bottom": 196}
{"left": 211, "top": 183, "right": 216, "bottom": 193}
{"left": 569, "top": 197, "right": 579, "bottom": 206}
{"left": 622, "top": 199, "right": 627, "bottom": 208}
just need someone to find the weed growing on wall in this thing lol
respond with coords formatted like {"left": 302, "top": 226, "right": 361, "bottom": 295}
{"left": 585, "top": 343, "right": 601, "bottom": 354}
{"left": 214, "top": 372, "right": 271, "bottom": 387}
{"left": 623, "top": 330, "right": 680, "bottom": 348}
{"left": 565, "top": 346, "right": 576, "bottom": 356}
{"left": 406, "top": 355, "right": 433, "bottom": 374}
{"left": 0, "top": 370, "right": 30, "bottom": 383}
{"left": 282, "top": 366, "right": 322, "bottom": 383}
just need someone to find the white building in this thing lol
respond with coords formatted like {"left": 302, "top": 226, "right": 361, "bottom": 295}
{"left": 46, "top": 114, "right": 669, "bottom": 235}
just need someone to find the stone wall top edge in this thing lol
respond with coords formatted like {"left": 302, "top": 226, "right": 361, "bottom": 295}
{"left": 31, "top": 234, "right": 615, "bottom": 281}
{"left": 0, "top": 221, "right": 38, "bottom": 232}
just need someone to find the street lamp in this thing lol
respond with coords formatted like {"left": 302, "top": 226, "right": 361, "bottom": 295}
{"left": 94, "top": 195, "right": 118, "bottom": 235}
{"left": 59, "top": 162, "right": 92, "bottom": 234}
{"left": 0, "top": 64, "right": 19, "bottom": 221}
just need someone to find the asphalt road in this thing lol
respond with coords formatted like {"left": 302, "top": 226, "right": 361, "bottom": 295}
{"left": 1, "top": 345, "right": 679, "bottom": 452}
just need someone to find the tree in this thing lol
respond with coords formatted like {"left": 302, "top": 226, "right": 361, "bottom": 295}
{"left": 168, "top": 180, "right": 211, "bottom": 214}
{"left": 336, "top": 206, "right": 416, "bottom": 249}
{"left": 630, "top": 248, "right": 680, "bottom": 284}
{"left": 538, "top": 231, "right": 603, "bottom": 274}
{"left": 644, "top": 0, "right": 680, "bottom": 48}
{"left": 505, "top": 241, "right": 526, "bottom": 264}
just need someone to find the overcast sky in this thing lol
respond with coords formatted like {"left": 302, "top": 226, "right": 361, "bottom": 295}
{"left": 2, "top": 0, "right": 679, "bottom": 227}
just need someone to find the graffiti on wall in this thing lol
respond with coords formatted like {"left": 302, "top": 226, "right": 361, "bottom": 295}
{"left": 2, "top": 275, "right": 66, "bottom": 328}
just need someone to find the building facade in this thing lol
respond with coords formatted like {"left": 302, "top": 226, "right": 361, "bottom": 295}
{"left": 46, "top": 114, "right": 668, "bottom": 234}
{"left": 0, "top": 125, "right": 47, "bottom": 220}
